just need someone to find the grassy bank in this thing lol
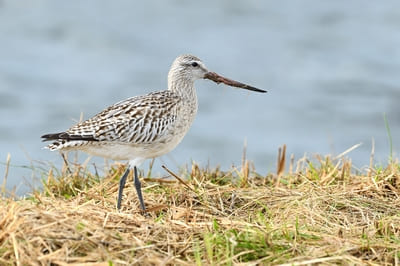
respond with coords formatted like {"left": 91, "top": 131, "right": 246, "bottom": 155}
{"left": 1, "top": 149, "right": 400, "bottom": 265}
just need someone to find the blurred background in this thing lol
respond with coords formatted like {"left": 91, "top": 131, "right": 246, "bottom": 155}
{"left": 0, "top": 0, "right": 399, "bottom": 195}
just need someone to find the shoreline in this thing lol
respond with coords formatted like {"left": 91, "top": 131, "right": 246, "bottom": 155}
{"left": 1, "top": 152, "right": 399, "bottom": 265}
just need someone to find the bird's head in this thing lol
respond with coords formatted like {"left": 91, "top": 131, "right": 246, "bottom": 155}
{"left": 168, "top": 54, "right": 208, "bottom": 82}
{"left": 168, "top": 54, "right": 266, "bottom": 93}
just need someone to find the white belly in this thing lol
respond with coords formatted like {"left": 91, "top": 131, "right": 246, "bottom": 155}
{"left": 79, "top": 131, "right": 187, "bottom": 161}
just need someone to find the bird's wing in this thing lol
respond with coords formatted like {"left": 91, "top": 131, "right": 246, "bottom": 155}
{"left": 64, "top": 91, "right": 182, "bottom": 144}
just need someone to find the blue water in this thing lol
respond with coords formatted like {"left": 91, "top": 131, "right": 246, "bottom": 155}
{"left": 1, "top": 1, "right": 399, "bottom": 195}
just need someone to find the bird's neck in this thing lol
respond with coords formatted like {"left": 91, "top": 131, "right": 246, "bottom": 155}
{"left": 167, "top": 71, "right": 199, "bottom": 125}
{"left": 168, "top": 75, "right": 197, "bottom": 103}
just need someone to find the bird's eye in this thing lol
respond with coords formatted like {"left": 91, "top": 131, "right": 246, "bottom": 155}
{"left": 191, "top": 62, "right": 199, "bottom": 67}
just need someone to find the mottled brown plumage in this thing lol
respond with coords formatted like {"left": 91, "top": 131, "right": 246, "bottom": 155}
{"left": 43, "top": 91, "right": 182, "bottom": 152}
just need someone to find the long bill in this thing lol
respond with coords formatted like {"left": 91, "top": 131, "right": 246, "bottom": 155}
{"left": 204, "top": 72, "right": 266, "bottom": 93}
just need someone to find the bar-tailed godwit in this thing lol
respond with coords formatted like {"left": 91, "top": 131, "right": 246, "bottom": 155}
{"left": 42, "top": 54, "right": 266, "bottom": 211}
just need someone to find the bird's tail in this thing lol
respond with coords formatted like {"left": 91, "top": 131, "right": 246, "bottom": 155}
{"left": 41, "top": 132, "right": 97, "bottom": 150}
{"left": 41, "top": 132, "right": 65, "bottom": 142}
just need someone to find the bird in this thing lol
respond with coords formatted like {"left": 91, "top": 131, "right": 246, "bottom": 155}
{"left": 41, "top": 54, "right": 266, "bottom": 211}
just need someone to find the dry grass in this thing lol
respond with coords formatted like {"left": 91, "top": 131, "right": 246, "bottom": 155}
{"left": 1, "top": 150, "right": 400, "bottom": 265}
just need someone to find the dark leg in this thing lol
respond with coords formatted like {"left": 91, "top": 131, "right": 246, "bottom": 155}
{"left": 134, "top": 166, "right": 146, "bottom": 211}
{"left": 117, "top": 166, "right": 130, "bottom": 210}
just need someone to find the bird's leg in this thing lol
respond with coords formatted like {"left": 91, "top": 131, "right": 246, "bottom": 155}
{"left": 117, "top": 166, "right": 130, "bottom": 210}
{"left": 134, "top": 166, "right": 146, "bottom": 211}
